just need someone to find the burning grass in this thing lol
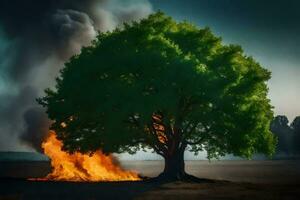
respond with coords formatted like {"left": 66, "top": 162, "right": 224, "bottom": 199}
{"left": 31, "top": 131, "right": 140, "bottom": 182}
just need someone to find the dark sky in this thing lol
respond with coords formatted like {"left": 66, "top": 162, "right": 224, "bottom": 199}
{"left": 0, "top": 0, "right": 299, "bottom": 154}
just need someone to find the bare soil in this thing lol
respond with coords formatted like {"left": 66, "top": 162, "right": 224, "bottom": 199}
{"left": 0, "top": 160, "right": 299, "bottom": 199}
{"left": 134, "top": 181, "right": 300, "bottom": 200}
{"left": 0, "top": 178, "right": 299, "bottom": 200}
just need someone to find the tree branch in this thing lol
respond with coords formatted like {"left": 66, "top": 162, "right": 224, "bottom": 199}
{"left": 151, "top": 114, "right": 173, "bottom": 142}
{"left": 147, "top": 123, "right": 168, "bottom": 155}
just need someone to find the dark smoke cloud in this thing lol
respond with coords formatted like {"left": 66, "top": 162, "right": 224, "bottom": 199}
{"left": 20, "top": 107, "right": 51, "bottom": 152}
{"left": 0, "top": 0, "right": 152, "bottom": 151}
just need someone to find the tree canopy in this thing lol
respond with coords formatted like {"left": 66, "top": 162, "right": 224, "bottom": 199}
{"left": 38, "top": 12, "right": 276, "bottom": 163}
{"left": 271, "top": 115, "right": 300, "bottom": 154}
{"left": 270, "top": 115, "right": 293, "bottom": 154}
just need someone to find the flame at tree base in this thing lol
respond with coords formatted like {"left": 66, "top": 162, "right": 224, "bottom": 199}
{"left": 35, "top": 131, "right": 140, "bottom": 182}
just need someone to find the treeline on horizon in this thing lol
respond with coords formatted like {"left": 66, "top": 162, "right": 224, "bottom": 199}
{"left": 271, "top": 115, "right": 300, "bottom": 155}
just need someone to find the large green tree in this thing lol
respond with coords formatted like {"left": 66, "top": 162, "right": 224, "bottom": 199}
{"left": 38, "top": 12, "right": 276, "bottom": 180}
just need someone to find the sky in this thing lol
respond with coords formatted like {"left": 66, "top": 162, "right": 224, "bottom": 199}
{"left": 0, "top": 0, "right": 299, "bottom": 155}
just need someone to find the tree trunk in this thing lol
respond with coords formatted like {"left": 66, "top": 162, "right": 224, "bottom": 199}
{"left": 158, "top": 147, "right": 188, "bottom": 181}
{"left": 156, "top": 148, "right": 205, "bottom": 182}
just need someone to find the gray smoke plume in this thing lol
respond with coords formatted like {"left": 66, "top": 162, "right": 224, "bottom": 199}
{"left": 0, "top": 0, "right": 152, "bottom": 151}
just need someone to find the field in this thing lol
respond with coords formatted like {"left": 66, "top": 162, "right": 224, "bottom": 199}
{"left": 0, "top": 160, "right": 300, "bottom": 199}
{"left": 123, "top": 160, "right": 300, "bottom": 184}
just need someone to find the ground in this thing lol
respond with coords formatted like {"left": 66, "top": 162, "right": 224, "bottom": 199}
{"left": 0, "top": 178, "right": 299, "bottom": 200}
{"left": 135, "top": 181, "right": 300, "bottom": 200}
{"left": 0, "top": 160, "right": 299, "bottom": 199}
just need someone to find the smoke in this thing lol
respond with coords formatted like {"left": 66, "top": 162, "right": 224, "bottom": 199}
{"left": 0, "top": 0, "right": 152, "bottom": 151}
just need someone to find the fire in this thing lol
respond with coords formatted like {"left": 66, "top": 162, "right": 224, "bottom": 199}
{"left": 40, "top": 131, "right": 140, "bottom": 182}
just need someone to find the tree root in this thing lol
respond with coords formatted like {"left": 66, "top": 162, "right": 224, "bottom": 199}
{"left": 146, "top": 172, "right": 216, "bottom": 183}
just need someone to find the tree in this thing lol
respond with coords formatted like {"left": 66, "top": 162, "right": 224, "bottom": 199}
{"left": 38, "top": 12, "right": 276, "bottom": 180}
{"left": 270, "top": 115, "right": 293, "bottom": 154}
{"left": 291, "top": 116, "right": 300, "bottom": 154}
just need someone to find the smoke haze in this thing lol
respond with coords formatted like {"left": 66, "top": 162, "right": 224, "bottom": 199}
{"left": 0, "top": 0, "right": 152, "bottom": 151}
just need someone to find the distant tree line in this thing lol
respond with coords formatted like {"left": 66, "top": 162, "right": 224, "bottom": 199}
{"left": 270, "top": 115, "right": 300, "bottom": 155}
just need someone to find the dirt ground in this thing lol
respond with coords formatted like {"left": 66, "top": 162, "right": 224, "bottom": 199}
{"left": 0, "top": 160, "right": 300, "bottom": 199}
{"left": 0, "top": 178, "right": 299, "bottom": 200}
{"left": 134, "top": 181, "right": 300, "bottom": 200}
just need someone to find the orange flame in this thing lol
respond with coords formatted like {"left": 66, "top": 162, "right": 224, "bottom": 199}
{"left": 40, "top": 131, "right": 140, "bottom": 182}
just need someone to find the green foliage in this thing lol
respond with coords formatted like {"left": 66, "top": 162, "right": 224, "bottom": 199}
{"left": 38, "top": 11, "right": 276, "bottom": 159}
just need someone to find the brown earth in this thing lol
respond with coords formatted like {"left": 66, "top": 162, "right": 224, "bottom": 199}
{"left": 0, "top": 178, "right": 299, "bottom": 200}
{"left": 0, "top": 160, "right": 299, "bottom": 200}
{"left": 134, "top": 181, "right": 300, "bottom": 200}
